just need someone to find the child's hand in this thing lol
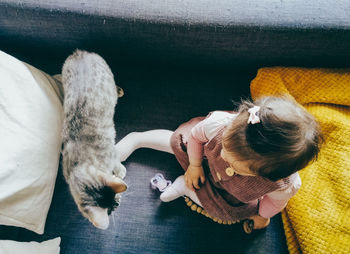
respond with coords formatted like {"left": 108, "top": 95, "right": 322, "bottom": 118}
{"left": 249, "top": 215, "right": 270, "bottom": 230}
{"left": 185, "top": 164, "right": 205, "bottom": 191}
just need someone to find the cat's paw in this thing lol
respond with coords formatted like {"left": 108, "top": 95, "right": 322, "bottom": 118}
{"left": 113, "top": 162, "right": 127, "bottom": 179}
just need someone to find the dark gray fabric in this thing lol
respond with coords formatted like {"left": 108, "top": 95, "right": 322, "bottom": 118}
{"left": 0, "top": 1, "right": 348, "bottom": 252}
{"left": 0, "top": 1, "right": 349, "bottom": 70}
{"left": 3, "top": 0, "right": 350, "bottom": 27}
{"left": 0, "top": 61, "right": 289, "bottom": 254}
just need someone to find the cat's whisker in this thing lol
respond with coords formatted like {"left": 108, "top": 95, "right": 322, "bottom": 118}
{"left": 121, "top": 190, "right": 136, "bottom": 198}
{"left": 111, "top": 212, "right": 116, "bottom": 227}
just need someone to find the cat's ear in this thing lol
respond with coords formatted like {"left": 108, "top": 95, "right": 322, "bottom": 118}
{"left": 97, "top": 171, "right": 128, "bottom": 193}
{"left": 106, "top": 175, "right": 127, "bottom": 194}
{"left": 87, "top": 206, "right": 109, "bottom": 229}
{"left": 116, "top": 85, "right": 124, "bottom": 97}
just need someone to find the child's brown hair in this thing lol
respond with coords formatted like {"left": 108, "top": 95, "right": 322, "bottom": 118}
{"left": 222, "top": 96, "right": 322, "bottom": 181}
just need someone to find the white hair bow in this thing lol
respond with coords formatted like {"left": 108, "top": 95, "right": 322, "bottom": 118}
{"left": 247, "top": 106, "right": 261, "bottom": 124}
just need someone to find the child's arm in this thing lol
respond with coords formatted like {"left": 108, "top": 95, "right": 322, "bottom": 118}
{"left": 259, "top": 173, "right": 301, "bottom": 218}
{"left": 185, "top": 111, "right": 235, "bottom": 190}
{"left": 185, "top": 120, "right": 209, "bottom": 190}
{"left": 258, "top": 196, "right": 289, "bottom": 219}
{"left": 248, "top": 177, "right": 300, "bottom": 230}
{"left": 247, "top": 197, "right": 289, "bottom": 230}
{"left": 187, "top": 120, "right": 208, "bottom": 160}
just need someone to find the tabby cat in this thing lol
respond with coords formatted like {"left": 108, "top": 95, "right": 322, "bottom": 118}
{"left": 61, "top": 50, "right": 127, "bottom": 229}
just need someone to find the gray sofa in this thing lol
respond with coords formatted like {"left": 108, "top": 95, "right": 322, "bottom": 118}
{"left": 1, "top": 1, "right": 349, "bottom": 253}
{"left": 2, "top": 0, "right": 350, "bottom": 71}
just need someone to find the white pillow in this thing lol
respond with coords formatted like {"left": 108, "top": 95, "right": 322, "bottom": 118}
{"left": 0, "top": 237, "right": 61, "bottom": 254}
{"left": 0, "top": 50, "right": 63, "bottom": 234}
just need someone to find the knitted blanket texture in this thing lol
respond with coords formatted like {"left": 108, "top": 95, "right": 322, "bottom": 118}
{"left": 250, "top": 67, "right": 350, "bottom": 254}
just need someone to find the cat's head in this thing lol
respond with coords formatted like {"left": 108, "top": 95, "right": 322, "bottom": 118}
{"left": 68, "top": 167, "right": 127, "bottom": 229}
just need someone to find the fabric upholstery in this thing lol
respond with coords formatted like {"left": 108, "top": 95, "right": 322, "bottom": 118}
{"left": 3, "top": 0, "right": 350, "bottom": 26}
{"left": 0, "top": 1, "right": 349, "bottom": 70}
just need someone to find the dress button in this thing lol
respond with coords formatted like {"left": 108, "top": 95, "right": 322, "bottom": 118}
{"left": 216, "top": 172, "right": 222, "bottom": 181}
{"left": 225, "top": 167, "right": 235, "bottom": 176}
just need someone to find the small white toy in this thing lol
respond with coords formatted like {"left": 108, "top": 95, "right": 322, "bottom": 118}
{"left": 150, "top": 173, "right": 172, "bottom": 192}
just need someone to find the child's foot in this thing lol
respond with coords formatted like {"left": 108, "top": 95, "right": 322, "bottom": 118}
{"left": 160, "top": 175, "right": 202, "bottom": 206}
{"left": 160, "top": 175, "right": 185, "bottom": 202}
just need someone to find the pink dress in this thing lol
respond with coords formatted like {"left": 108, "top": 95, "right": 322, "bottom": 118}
{"left": 170, "top": 111, "right": 301, "bottom": 221}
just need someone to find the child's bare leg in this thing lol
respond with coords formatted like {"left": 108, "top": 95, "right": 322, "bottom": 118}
{"left": 160, "top": 175, "right": 202, "bottom": 206}
{"left": 116, "top": 129, "right": 174, "bottom": 162}
{"left": 117, "top": 131, "right": 201, "bottom": 205}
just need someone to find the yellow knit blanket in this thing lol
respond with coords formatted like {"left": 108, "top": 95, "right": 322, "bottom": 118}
{"left": 250, "top": 67, "right": 350, "bottom": 254}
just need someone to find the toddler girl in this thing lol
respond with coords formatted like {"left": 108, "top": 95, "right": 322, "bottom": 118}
{"left": 116, "top": 96, "right": 322, "bottom": 229}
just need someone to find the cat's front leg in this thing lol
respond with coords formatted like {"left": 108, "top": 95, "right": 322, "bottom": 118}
{"left": 113, "top": 160, "right": 127, "bottom": 179}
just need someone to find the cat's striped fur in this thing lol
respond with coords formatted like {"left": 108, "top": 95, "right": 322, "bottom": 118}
{"left": 61, "top": 50, "right": 126, "bottom": 229}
